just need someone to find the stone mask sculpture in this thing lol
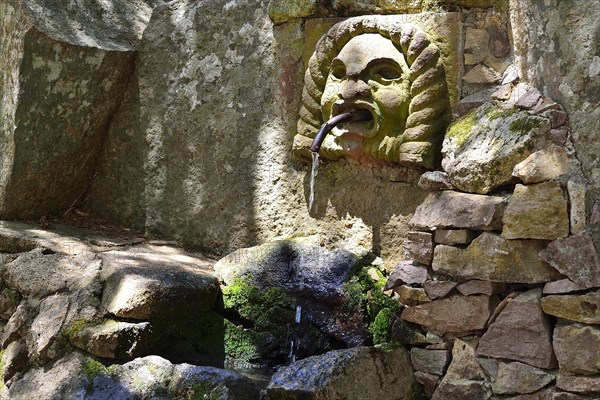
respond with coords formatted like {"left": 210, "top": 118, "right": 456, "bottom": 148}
{"left": 294, "top": 17, "right": 450, "bottom": 169}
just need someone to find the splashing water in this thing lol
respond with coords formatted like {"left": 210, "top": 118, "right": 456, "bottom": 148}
{"left": 288, "top": 304, "right": 302, "bottom": 364}
{"left": 308, "top": 152, "right": 319, "bottom": 211}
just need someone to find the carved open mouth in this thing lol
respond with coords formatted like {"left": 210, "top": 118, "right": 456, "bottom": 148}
{"left": 331, "top": 101, "right": 377, "bottom": 138}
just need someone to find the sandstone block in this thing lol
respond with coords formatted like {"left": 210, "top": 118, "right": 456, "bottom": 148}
{"left": 553, "top": 321, "right": 600, "bottom": 374}
{"left": 434, "top": 229, "right": 477, "bottom": 245}
{"left": 512, "top": 147, "right": 580, "bottom": 184}
{"left": 491, "top": 361, "right": 555, "bottom": 395}
{"left": 423, "top": 281, "right": 458, "bottom": 300}
{"left": 541, "top": 291, "right": 600, "bottom": 324}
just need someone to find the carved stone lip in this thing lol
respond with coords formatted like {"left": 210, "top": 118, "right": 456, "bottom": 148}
{"left": 331, "top": 100, "right": 377, "bottom": 137}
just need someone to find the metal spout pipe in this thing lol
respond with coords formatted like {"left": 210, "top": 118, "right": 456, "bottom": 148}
{"left": 309, "top": 109, "right": 372, "bottom": 154}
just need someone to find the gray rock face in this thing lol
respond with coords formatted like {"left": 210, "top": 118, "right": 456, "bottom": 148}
{"left": 418, "top": 171, "right": 454, "bottom": 191}
{"left": 411, "top": 348, "right": 450, "bottom": 376}
{"left": 568, "top": 177, "right": 588, "bottom": 235}
{"left": 434, "top": 229, "right": 477, "bottom": 245}
{"left": 101, "top": 245, "right": 219, "bottom": 320}
{"left": 385, "top": 261, "right": 429, "bottom": 290}
{"left": 433, "top": 233, "right": 561, "bottom": 283}
{"left": 442, "top": 102, "right": 550, "bottom": 194}
{"left": 70, "top": 320, "right": 152, "bottom": 359}
{"left": 402, "top": 295, "right": 496, "bottom": 335}
{"left": 556, "top": 374, "right": 600, "bottom": 394}
{"left": 1, "top": 340, "right": 28, "bottom": 382}
{"left": 553, "top": 321, "right": 600, "bottom": 374}
{"left": 30, "top": 294, "right": 69, "bottom": 360}
{"left": 491, "top": 362, "right": 555, "bottom": 395}
{"left": 543, "top": 279, "right": 588, "bottom": 295}
{"left": 477, "top": 289, "right": 557, "bottom": 369}
{"left": 539, "top": 233, "right": 600, "bottom": 288}
{"left": 456, "top": 280, "right": 505, "bottom": 296}
{"left": 502, "top": 183, "right": 569, "bottom": 240}
{"left": 423, "top": 281, "right": 458, "bottom": 300}
{"left": 403, "top": 231, "right": 434, "bottom": 265}
{"left": 433, "top": 339, "right": 492, "bottom": 400}
{"left": 410, "top": 191, "right": 505, "bottom": 231}
{"left": 266, "top": 346, "right": 417, "bottom": 400}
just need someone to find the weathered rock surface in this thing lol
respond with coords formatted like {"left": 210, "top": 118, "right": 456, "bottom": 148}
{"left": 553, "top": 321, "right": 600, "bottom": 374}
{"left": 541, "top": 291, "right": 600, "bottom": 324}
{"left": 433, "top": 339, "right": 492, "bottom": 400}
{"left": 491, "top": 362, "right": 555, "bottom": 395}
{"left": 457, "top": 280, "right": 505, "bottom": 296}
{"left": 101, "top": 245, "right": 219, "bottom": 320}
{"left": 418, "top": 171, "right": 454, "bottom": 191}
{"left": 1, "top": 339, "right": 28, "bottom": 382}
{"left": 385, "top": 262, "right": 428, "bottom": 290}
{"left": 543, "top": 279, "right": 588, "bottom": 295}
{"left": 69, "top": 320, "right": 152, "bottom": 359}
{"left": 539, "top": 233, "right": 600, "bottom": 288}
{"left": 568, "top": 177, "right": 588, "bottom": 235}
{"left": 478, "top": 289, "right": 557, "bottom": 369}
{"left": 266, "top": 346, "right": 417, "bottom": 400}
{"left": 30, "top": 294, "right": 70, "bottom": 360}
{"left": 423, "top": 281, "right": 458, "bottom": 300}
{"left": 403, "top": 231, "right": 434, "bottom": 265}
{"left": 410, "top": 191, "right": 505, "bottom": 231}
{"left": 414, "top": 371, "right": 439, "bottom": 398}
{"left": 396, "top": 286, "right": 431, "bottom": 306}
{"left": 402, "top": 295, "right": 496, "bottom": 335}
{"left": 512, "top": 146, "right": 580, "bottom": 184}
{"left": 434, "top": 229, "right": 477, "bottom": 245}
{"left": 411, "top": 348, "right": 450, "bottom": 376}
{"left": 502, "top": 183, "right": 569, "bottom": 240}
{"left": 433, "top": 233, "right": 561, "bottom": 283}
{"left": 556, "top": 374, "right": 600, "bottom": 394}
{"left": 442, "top": 102, "right": 550, "bottom": 194}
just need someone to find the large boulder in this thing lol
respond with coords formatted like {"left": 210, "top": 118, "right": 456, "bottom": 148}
{"left": 266, "top": 346, "right": 419, "bottom": 400}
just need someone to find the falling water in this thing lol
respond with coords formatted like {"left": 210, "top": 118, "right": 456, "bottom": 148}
{"left": 288, "top": 304, "right": 302, "bottom": 364}
{"left": 308, "top": 152, "right": 319, "bottom": 211}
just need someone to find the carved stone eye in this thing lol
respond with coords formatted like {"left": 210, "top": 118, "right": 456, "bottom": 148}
{"left": 331, "top": 64, "right": 346, "bottom": 79}
{"left": 374, "top": 65, "right": 402, "bottom": 81}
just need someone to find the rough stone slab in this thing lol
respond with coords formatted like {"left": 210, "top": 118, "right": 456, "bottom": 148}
{"left": 423, "top": 281, "right": 458, "bottom": 300}
{"left": 543, "top": 279, "right": 588, "bottom": 295}
{"left": 402, "top": 295, "right": 496, "bottom": 335}
{"left": 70, "top": 320, "right": 152, "bottom": 359}
{"left": 268, "top": 0, "right": 316, "bottom": 24}
{"left": 553, "top": 321, "right": 600, "bottom": 375}
{"left": 30, "top": 294, "right": 69, "bottom": 359}
{"left": 390, "top": 319, "right": 429, "bottom": 346}
{"left": 442, "top": 102, "right": 550, "bottom": 194}
{"left": 418, "top": 171, "right": 454, "bottom": 191}
{"left": 1, "top": 302, "right": 33, "bottom": 348}
{"left": 556, "top": 374, "right": 600, "bottom": 394}
{"left": 1, "top": 339, "right": 28, "bottom": 382}
{"left": 102, "top": 245, "right": 219, "bottom": 320}
{"left": 541, "top": 291, "right": 600, "bottom": 324}
{"left": 502, "top": 65, "right": 520, "bottom": 85}
{"left": 491, "top": 362, "right": 555, "bottom": 395}
{"left": 3, "top": 249, "right": 101, "bottom": 298}
{"left": 457, "top": 280, "right": 505, "bottom": 296}
{"left": 463, "top": 64, "right": 500, "bottom": 84}
{"left": 464, "top": 28, "right": 490, "bottom": 65}
{"left": 403, "top": 231, "right": 434, "bottom": 265}
{"left": 385, "top": 261, "right": 428, "bottom": 290}
{"left": 547, "top": 127, "right": 569, "bottom": 146}
{"left": 396, "top": 286, "right": 431, "bottom": 307}
{"left": 433, "top": 232, "right": 561, "bottom": 283}
{"left": 502, "top": 183, "right": 569, "bottom": 240}
{"left": 433, "top": 339, "right": 492, "bottom": 400}
{"left": 434, "top": 229, "right": 477, "bottom": 245}
{"left": 477, "top": 289, "right": 557, "bottom": 369}
{"left": 567, "top": 177, "right": 588, "bottom": 235}
{"left": 512, "top": 146, "right": 580, "bottom": 184}
{"left": 411, "top": 348, "right": 450, "bottom": 375}
{"left": 414, "top": 371, "right": 439, "bottom": 398}
{"left": 410, "top": 191, "right": 505, "bottom": 231}
{"left": 539, "top": 233, "right": 600, "bottom": 288}
{"left": 266, "top": 347, "right": 417, "bottom": 400}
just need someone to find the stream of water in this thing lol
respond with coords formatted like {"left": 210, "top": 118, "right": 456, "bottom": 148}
{"left": 308, "top": 152, "right": 319, "bottom": 211}
{"left": 288, "top": 304, "right": 302, "bottom": 364}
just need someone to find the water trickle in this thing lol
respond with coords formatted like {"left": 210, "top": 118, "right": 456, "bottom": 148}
{"left": 288, "top": 304, "right": 302, "bottom": 364}
{"left": 308, "top": 152, "right": 319, "bottom": 211}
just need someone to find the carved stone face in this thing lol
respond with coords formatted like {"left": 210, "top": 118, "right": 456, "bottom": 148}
{"left": 320, "top": 34, "right": 411, "bottom": 159}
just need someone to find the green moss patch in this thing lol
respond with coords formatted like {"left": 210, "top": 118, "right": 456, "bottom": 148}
{"left": 446, "top": 108, "right": 479, "bottom": 146}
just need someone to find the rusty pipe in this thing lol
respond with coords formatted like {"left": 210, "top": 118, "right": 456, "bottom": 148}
{"left": 309, "top": 110, "right": 372, "bottom": 154}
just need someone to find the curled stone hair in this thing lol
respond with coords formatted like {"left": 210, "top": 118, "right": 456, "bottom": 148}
{"left": 295, "top": 16, "right": 450, "bottom": 169}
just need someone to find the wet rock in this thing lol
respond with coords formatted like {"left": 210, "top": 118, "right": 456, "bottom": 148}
{"left": 69, "top": 320, "right": 152, "bottom": 359}
{"left": 541, "top": 291, "right": 600, "bottom": 324}
{"left": 491, "top": 362, "right": 555, "bottom": 395}
{"left": 396, "top": 286, "right": 431, "bottom": 306}
{"left": 543, "top": 279, "right": 588, "bottom": 295}
{"left": 502, "top": 182, "right": 569, "bottom": 240}
{"left": 434, "top": 229, "right": 477, "bottom": 245}
{"left": 411, "top": 348, "right": 450, "bottom": 375}
{"left": 385, "top": 262, "right": 428, "bottom": 290}
{"left": 433, "top": 339, "right": 492, "bottom": 400}
{"left": 102, "top": 245, "right": 219, "bottom": 320}
{"left": 3, "top": 249, "right": 101, "bottom": 298}
{"left": 418, "top": 171, "right": 454, "bottom": 191}
{"left": 423, "top": 281, "right": 458, "bottom": 300}
{"left": 457, "top": 280, "right": 505, "bottom": 296}
{"left": 30, "top": 294, "right": 70, "bottom": 360}
{"left": 403, "top": 231, "right": 434, "bottom": 265}
{"left": 553, "top": 321, "right": 600, "bottom": 374}
{"left": 556, "top": 374, "right": 600, "bottom": 394}
{"left": 402, "top": 295, "right": 496, "bottom": 335}
{"left": 539, "top": 233, "right": 600, "bottom": 288}
{"left": 433, "top": 233, "right": 561, "bottom": 283}
{"left": 1, "top": 340, "right": 29, "bottom": 382}
{"left": 410, "top": 191, "right": 505, "bottom": 231}
{"left": 512, "top": 147, "right": 580, "bottom": 184}
{"left": 442, "top": 102, "right": 550, "bottom": 194}
{"left": 477, "top": 289, "right": 557, "bottom": 369}
{"left": 266, "top": 346, "right": 417, "bottom": 400}
{"left": 567, "top": 177, "right": 588, "bottom": 235}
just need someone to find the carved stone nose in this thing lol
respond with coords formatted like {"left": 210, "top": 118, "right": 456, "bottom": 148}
{"left": 339, "top": 79, "right": 370, "bottom": 99}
